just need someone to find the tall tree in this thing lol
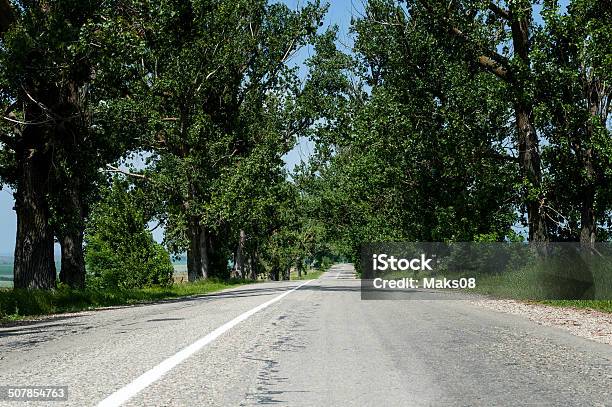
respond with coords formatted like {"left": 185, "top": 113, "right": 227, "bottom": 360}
{"left": 535, "top": 0, "right": 612, "bottom": 244}
{"left": 0, "top": 1, "right": 143, "bottom": 288}
{"left": 120, "top": 0, "right": 325, "bottom": 281}
{"left": 297, "top": 2, "right": 518, "bottom": 265}
{"left": 394, "top": 0, "right": 549, "bottom": 241}
{"left": 1, "top": 2, "right": 63, "bottom": 288}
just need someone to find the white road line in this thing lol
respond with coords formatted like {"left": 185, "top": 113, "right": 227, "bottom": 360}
{"left": 97, "top": 279, "right": 314, "bottom": 407}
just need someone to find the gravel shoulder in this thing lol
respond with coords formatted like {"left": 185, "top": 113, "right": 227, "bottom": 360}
{"left": 471, "top": 298, "right": 612, "bottom": 345}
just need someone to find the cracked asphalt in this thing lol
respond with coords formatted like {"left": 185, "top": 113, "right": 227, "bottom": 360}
{"left": 0, "top": 264, "right": 610, "bottom": 406}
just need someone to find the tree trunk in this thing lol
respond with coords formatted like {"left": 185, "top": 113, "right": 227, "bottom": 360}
{"left": 515, "top": 104, "right": 548, "bottom": 242}
{"left": 199, "top": 227, "right": 209, "bottom": 279}
{"left": 509, "top": 6, "right": 548, "bottom": 243}
{"left": 269, "top": 263, "right": 280, "bottom": 281}
{"left": 244, "top": 255, "right": 253, "bottom": 280}
{"left": 249, "top": 251, "right": 259, "bottom": 280}
{"left": 233, "top": 229, "right": 246, "bottom": 279}
{"left": 579, "top": 81, "right": 605, "bottom": 247}
{"left": 187, "top": 221, "right": 210, "bottom": 281}
{"left": 13, "top": 139, "right": 56, "bottom": 289}
{"left": 579, "top": 180, "right": 596, "bottom": 247}
{"left": 59, "top": 231, "right": 85, "bottom": 288}
{"left": 187, "top": 218, "right": 202, "bottom": 282}
{"left": 58, "top": 180, "right": 86, "bottom": 288}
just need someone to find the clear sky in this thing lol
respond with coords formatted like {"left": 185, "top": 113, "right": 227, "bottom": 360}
{"left": 0, "top": 0, "right": 569, "bottom": 255}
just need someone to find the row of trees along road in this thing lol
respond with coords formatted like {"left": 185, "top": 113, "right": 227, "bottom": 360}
{"left": 0, "top": 0, "right": 328, "bottom": 289}
{"left": 0, "top": 0, "right": 610, "bottom": 288}
{"left": 295, "top": 0, "right": 611, "bottom": 265}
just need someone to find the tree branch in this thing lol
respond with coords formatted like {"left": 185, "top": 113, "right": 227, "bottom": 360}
{"left": 418, "top": 0, "right": 512, "bottom": 81}
{"left": 2, "top": 115, "right": 54, "bottom": 126}
{"left": 448, "top": 25, "right": 511, "bottom": 80}
{"left": 477, "top": 55, "right": 510, "bottom": 81}
{"left": 488, "top": 2, "right": 510, "bottom": 20}
{"left": 104, "top": 164, "right": 148, "bottom": 180}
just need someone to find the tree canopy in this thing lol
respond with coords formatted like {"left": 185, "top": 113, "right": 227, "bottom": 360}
{"left": 0, "top": 0, "right": 610, "bottom": 288}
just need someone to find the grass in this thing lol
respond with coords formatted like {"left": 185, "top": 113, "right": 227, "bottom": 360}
{"left": 373, "top": 267, "right": 612, "bottom": 313}
{"left": 0, "top": 278, "right": 252, "bottom": 323}
{"left": 462, "top": 265, "right": 612, "bottom": 312}
{"left": 463, "top": 274, "right": 612, "bottom": 313}
{"left": 473, "top": 273, "right": 612, "bottom": 312}
{"left": 290, "top": 267, "right": 324, "bottom": 280}
{"left": 0, "top": 264, "right": 328, "bottom": 323}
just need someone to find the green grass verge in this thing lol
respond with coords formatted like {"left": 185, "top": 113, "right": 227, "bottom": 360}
{"left": 376, "top": 269, "right": 612, "bottom": 313}
{"left": 0, "top": 278, "right": 252, "bottom": 323}
{"left": 470, "top": 269, "right": 612, "bottom": 313}
{"left": 290, "top": 268, "right": 324, "bottom": 280}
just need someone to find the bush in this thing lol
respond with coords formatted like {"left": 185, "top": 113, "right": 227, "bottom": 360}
{"left": 85, "top": 179, "right": 174, "bottom": 289}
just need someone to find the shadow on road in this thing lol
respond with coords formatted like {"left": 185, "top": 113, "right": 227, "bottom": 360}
{"left": 0, "top": 314, "right": 88, "bottom": 334}
{"left": 0, "top": 281, "right": 361, "bottom": 336}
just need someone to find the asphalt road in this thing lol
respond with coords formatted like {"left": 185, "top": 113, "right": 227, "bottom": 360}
{"left": 0, "top": 264, "right": 610, "bottom": 406}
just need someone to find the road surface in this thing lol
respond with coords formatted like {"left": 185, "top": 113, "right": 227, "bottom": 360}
{"left": 0, "top": 264, "right": 610, "bottom": 406}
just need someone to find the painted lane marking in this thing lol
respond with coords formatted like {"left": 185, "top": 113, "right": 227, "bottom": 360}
{"left": 97, "top": 279, "right": 314, "bottom": 407}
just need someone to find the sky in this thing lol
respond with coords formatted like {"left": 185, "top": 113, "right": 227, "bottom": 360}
{"left": 0, "top": 0, "right": 569, "bottom": 255}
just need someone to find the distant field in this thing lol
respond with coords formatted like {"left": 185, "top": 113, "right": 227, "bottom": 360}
{"left": 173, "top": 264, "right": 187, "bottom": 273}
{"left": 0, "top": 263, "right": 186, "bottom": 275}
{"left": 0, "top": 264, "right": 13, "bottom": 288}
{"left": 0, "top": 264, "right": 11, "bottom": 276}
{"left": 0, "top": 265, "right": 11, "bottom": 288}
{"left": 0, "top": 263, "right": 188, "bottom": 288}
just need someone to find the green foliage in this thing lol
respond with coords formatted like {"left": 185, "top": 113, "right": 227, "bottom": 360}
{"left": 0, "top": 0, "right": 141, "bottom": 217}
{"left": 88, "top": 0, "right": 329, "bottom": 280}
{"left": 534, "top": 0, "right": 612, "bottom": 240}
{"left": 85, "top": 179, "right": 174, "bottom": 289}
{"left": 296, "top": 2, "right": 519, "bottom": 265}
{"left": 295, "top": 0, "right": 612, "bottom": 266}
{"left": 290, "top": 268, "right": 324, "bottom": 281}
{"left": 1, "top": 0, "right": 611, "bottom": 298}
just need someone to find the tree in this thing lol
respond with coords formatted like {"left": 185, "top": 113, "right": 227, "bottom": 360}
{"left": 85, "top": 178, "right": 174, "bottom": 289}
{"left": 534, "top": 0, "right": 612, "bottom": 244}
{"left": 0, "top": 1, "right": 141, "bottom": 288}
{"left": 389, "top": 0, "right": 548, "bottom": 241}
{"left": 296, "top": 2, "right": 518, "bottom": 264}
{"left": 117, "top": 0, "right": 325, "bottom": 281}
{"left": 1, "top": 2, "right": 60, "bottom": 288}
